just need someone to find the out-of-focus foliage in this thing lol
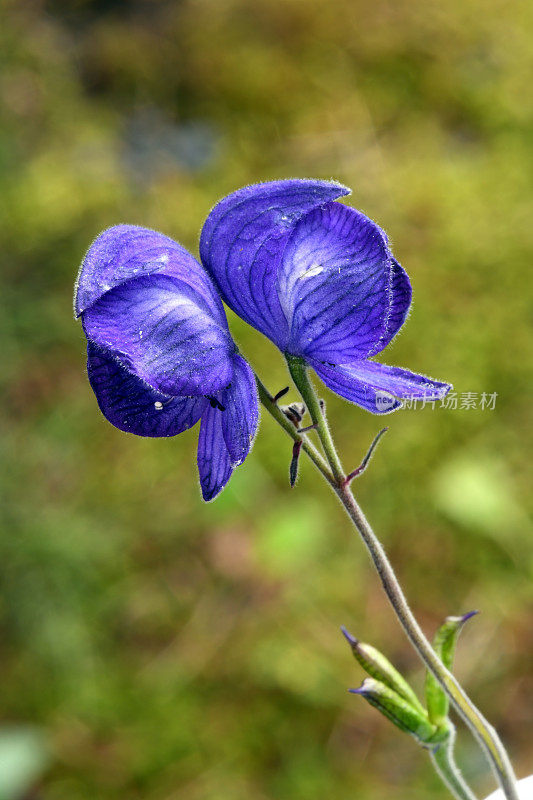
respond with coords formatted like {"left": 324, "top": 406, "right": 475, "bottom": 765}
{"left": 1, "top": 1, "right": 531, "bottom": 798}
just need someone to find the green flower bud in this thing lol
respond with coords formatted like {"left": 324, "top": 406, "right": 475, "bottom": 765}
{"left": 425, "top": 611, "right": 478, "bottom": 725}
{"left": 350, "top": 678, "right": 438, "bottom": 744}
{"left": 341, "top": 627, "right": 425, "bottom": 714}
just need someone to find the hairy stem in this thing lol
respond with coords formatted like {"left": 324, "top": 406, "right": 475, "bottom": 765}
{"left": 430, "top": 729, "right": 478, "bottom": 800}
{"left": 257, "top": 356, "right": 519, "bottom": 800}
{"left": 255, "top": 374, "right": 335, "bottom": 487}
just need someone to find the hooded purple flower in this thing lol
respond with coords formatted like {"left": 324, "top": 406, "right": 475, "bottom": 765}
{"left": 75, "top": 225, "right": 259, "bottom": 501}
{"left": 199, "top": 180, "right": 451, "bottom": 413}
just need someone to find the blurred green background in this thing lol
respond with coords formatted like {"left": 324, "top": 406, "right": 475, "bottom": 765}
{"left": 1, "top": 1, "right": 532, "bottom": 798}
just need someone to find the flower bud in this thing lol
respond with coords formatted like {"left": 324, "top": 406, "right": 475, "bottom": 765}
{"left": 425, "top": 611, "right": 478, "bottom": 725}
{"left": 341, "top": 627, "right": 424, "bottom": 713}
{"left": 350, "top": 678, "right": 438, "bottom": 744}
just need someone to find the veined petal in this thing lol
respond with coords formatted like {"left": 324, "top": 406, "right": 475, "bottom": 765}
{"left": 375, "top": 258, "right": 412, "bottom": 354}
{"left": 345, "top": 360, "right": 452, "bottom": 399}
{"left": 83, "top": 274, "right": 234, "bottom": 397}
{"left": 87, "top": 342, "right": 207, "bottom": 436}
{"left": 199, "top": 179, "right": 350, "bottom": 349}
{"left": 312, "top": 361, "right": 402, "bottom": 414}
{"left": 220, "top": 354, "right": 259, "bottom": 465}
{"left": 279, "top": 202, "right": 392, "bottom": 361}
{"left": 75, "top": 225, "right": 226, "bottom": 321}
{"left": 197, "top": 404, "right": 233, "bottom": 502}
{"left": 312, "top": 359, "right": 451, "bottom": 414}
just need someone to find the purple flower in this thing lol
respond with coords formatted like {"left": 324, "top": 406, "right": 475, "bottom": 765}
{"left": 200, "top": 180, "right": 451, "bottom": 413}
{"left": 75, "top": 225, "right": 259, "bottom": 501}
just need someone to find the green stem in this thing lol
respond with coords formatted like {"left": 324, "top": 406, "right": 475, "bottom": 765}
{"left": 430, "top": 729, "right": 477, "bottom": 800}
{"left": 286, "top": 356, "right": 344, "bottom": 484}
{"left": 255, "top": 374, "right": 335, "bottom": 487}
{"left": 261, "top": 356, "right": 519, "bottom": 800}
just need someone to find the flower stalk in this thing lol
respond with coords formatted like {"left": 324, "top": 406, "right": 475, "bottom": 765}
{"left": 431, "top": 730, "right": 478, "bottom": 800}
{"left": 257, "top": 358, "right": 519, "bottom": 800}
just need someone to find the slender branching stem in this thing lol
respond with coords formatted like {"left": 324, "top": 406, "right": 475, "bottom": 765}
{"left": 430, "top": 728, "right": 478, "bottom": 800}
{"left": 334, "top": 484, "right": 517, "bottom": 800}
{"left": 255, "top": 356, "right": 519, "bottom": 800}
{"left": 287, "top": 357, "right": 345, "bottom": 483}
{"left": 255, "top": 374, "right": 335, "bottom": 487}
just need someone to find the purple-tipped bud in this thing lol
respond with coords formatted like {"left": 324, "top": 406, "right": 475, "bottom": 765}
{"left": 341, "top": 625, "right": 358, "bottom": 647}
{"left": 341, "top": 627, "right": 424, "bottom": 713}
{"left": 425, "top": 611, "right": 478, "bottom": 725}
{"left": 459, "top": 610, "right": 479, "bottom": 625}
{"left": 350, "top": 678, "right": 438, "bottom": 744}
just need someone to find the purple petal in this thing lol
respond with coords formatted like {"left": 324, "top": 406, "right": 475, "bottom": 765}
{"left": 220, "top": 354, "right": 259, "bottom": 465}
{"left": 312, "top": 359, "right": 451, "bottom": 414}
{"left": 312, "top": 361, "right": 402, "bottom": 414}
{"left": 197, "top": 404, "right": 233, "bottom": 501}
{"left": 375, "top": 258, "right": 412, "bottom": 353}
{"left": 345, "top": 360, "right": 452, "bottom": 398}
{"left": 278, "top": 202, "right": 391, "bottom": 361}
{"left": 83, "top": 274, "right": 234, "bottom": 397}
{"left": 87, "top": 342, "right": 207, "bottom": 436}
{"left": 75, "top": 225, "right": 226, "bottom": 320}
{"left": 199, "top": 179, "right": 350, "bottom": 349}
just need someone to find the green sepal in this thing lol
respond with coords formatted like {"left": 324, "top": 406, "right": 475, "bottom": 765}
{"left": 425, "top": 612, "right": 478, "bottom": 725}
{"left": 342, "top": 627, "right": 425, "bottom": 714}
{"left": 351, "top": 678, "right": 438, "bottom": 744}
{"left": 424, "top": 719, "right": 453, "bottom": 747}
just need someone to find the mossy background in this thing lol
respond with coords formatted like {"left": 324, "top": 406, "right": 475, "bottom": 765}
{"left": 1, "top": 1, "right": 532, "bottom": 798}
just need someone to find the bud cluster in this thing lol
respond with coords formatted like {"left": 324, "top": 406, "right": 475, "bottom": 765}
{"left": 343, "top": 612, "right": 477, "bottom": 748}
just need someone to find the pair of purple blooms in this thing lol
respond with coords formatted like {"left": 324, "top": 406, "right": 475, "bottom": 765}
{"left": 75, "top": 179, "right": 451, "bottom": 500}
